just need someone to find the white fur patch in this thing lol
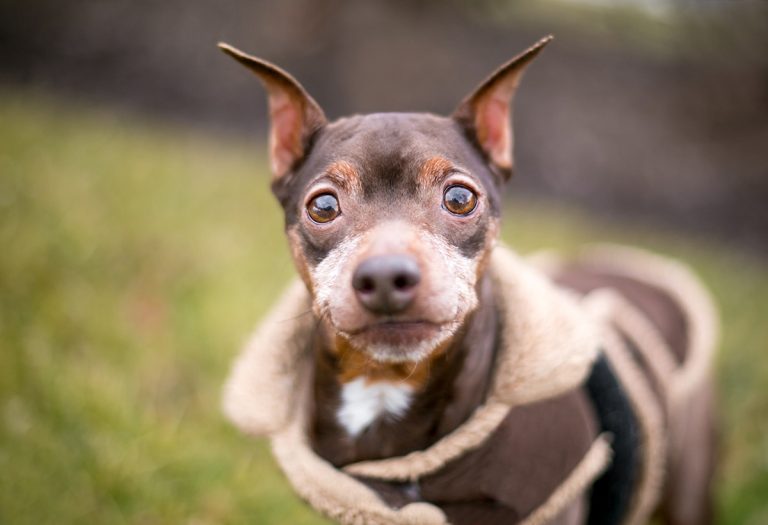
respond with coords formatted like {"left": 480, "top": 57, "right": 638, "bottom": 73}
{"left": 337, "top": 378, "right": 413, "bottom": 437}
{"left": 420, "top": 230, "right": 480, "bottom": 318}
{"left": 311, "top": 234, "right": 362, "bottom": 320}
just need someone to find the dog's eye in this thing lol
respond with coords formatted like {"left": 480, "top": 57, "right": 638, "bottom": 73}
{"left": 443, "top": 185, "right": 477, "bottom": 216}
{"left": 307, "top": 193, "right": 340, "bottom": 223}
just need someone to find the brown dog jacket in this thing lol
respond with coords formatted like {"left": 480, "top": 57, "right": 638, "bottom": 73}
{"left": 222, "top": 244, "right": 717, "bottom": 525}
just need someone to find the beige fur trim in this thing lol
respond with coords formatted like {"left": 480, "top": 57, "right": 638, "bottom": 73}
{"left": 520, "top": 434, "right": 613, "bottom": 525}
{"left": 222, "top": 279, "right": 314, "bottom": 436}
{"left": 343, "top": 402, "right": 511, "bottom": 480}
{"left": 574, "top": 245, "right": 719, "bottom": 413}
{"left": 601, "top": 290, "right": 677, "bottom": 400}
{"left": 489, "top": 246, "right": 601, "bottom": 405}
{"left": 584, "top": 290, "right": 667, "bottom": 525}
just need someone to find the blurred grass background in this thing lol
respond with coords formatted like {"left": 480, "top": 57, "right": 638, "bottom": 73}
{"left": 1, "top": 91, "right": 767, "bottom": 525}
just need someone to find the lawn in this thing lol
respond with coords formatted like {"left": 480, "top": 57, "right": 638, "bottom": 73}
{"left": 1, "top": 93, "right": 766, "bottom": 524}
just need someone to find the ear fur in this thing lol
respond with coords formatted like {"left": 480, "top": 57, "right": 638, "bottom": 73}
{"left": 218, "top": 43, "right": 327, "bottom": 181}
{"left": 453, "top": 36, "right": 553, "bottom": 180}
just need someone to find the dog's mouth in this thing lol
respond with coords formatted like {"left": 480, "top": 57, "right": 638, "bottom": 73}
{"left": 339, "top": 318, "right": 457, "bottom": 362}
{"left": 346, "top": 319, "right": 439, "bottom": 336}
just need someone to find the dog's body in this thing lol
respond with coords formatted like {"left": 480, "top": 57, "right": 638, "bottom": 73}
{"left": 219, "top": 37, "right": 717, "bottom": 524}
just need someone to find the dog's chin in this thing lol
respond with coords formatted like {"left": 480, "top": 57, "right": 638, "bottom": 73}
{"left": 344, "top": 321, "right": 459, "bottom": 363}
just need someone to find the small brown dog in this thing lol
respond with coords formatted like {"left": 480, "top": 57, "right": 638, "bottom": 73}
{"left": 219, "top": 37, "right": 718, "bottom": 525}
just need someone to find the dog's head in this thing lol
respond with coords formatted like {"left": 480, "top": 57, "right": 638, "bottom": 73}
{"left": 221, "top": 37, "right": 551, "bottom": 363}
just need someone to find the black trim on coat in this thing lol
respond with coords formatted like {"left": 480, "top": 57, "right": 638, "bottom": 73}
{"left": 586, "top": 352, "right": 640, "bottom": 525}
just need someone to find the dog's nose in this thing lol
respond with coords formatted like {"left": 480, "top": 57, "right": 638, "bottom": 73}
{"left": 352, "top": 254, "right": 421, "bottom": 315}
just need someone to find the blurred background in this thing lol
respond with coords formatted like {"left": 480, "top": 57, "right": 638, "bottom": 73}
{"left": 1, "top": 1, "right": 766, "bottom": 524}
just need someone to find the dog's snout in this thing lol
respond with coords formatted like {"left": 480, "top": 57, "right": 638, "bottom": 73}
{"left": 352, "top": 254, "right": 420, "bottom": 314}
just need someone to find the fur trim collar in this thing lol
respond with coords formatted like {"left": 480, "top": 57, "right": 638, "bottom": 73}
{"left": 223, "top": 244, "right": 600, "bottom": 438}
{"left": 221, "top": 244, "right": 604, "bottom": 524}
{"left": 221, "top": 244, "right": 717, "bottom": 525}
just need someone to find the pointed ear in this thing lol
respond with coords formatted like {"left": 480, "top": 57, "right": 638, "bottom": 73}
{"left": 453, "top": 36, "right": 553, "bottom": 180}
{"left": 218, "top": 43, "right": 327, "bottom": 181}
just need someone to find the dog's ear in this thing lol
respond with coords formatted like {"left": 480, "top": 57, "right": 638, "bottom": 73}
{"left": 453, "top": 36, "right": 552, "bottom": 181}
{"left": 218, "top": 43, "right": 327, "bottom": 181}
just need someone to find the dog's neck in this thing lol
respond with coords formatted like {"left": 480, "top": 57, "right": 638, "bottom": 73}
{"left": 309, "top": 273, "right": 499, "bottom": 467}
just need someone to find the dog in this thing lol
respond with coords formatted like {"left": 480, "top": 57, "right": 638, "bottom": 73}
{"left": 218, "top": 36, "right": 718, "bottom": 525}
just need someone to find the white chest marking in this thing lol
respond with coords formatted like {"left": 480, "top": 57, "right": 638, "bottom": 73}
{"left": 337, "top": 378, "right": 413, "bottom": 437}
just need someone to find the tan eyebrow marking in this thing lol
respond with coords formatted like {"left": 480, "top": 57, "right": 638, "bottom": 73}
{"left": 324, "top": 160, "right": 362, "bottom": 193}
{"left": 419, "top": 156, "right": 454, "bottom": 187}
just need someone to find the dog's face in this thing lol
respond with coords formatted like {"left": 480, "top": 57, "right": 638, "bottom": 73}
{"left": 280, "top": 113, "right": 502, "bottom": 363}
{"left": 220, "top": 38, "right": 551, "bottom": 363}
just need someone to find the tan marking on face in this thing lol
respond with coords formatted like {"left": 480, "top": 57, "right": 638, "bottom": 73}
{"left": 418, "top": 156, "right": 454, "bottom": 187}
{"left": 324, "top": 160, "right": 362, "bottom": 194}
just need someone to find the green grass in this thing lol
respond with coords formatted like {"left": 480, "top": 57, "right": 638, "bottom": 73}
{"left": 1, "top": 93, "right": 766, "bottom": 524}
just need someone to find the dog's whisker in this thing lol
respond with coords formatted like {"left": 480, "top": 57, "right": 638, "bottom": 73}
{"left": 278, "top": 308, "right": 315, "bottom": 324}
{"left": 398, "top": 360, "right": 420, "bottom": 384}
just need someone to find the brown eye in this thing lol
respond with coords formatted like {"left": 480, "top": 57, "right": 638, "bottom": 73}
{"left": 443, "top": 185, "right": 477, "bottom": 215}
{"left": 307, "top": 193, "right": 340, "bottom": 223}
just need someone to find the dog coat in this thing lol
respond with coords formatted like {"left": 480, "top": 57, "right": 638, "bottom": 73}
{"left": 222, "top": 245, "right": 717, "bottom": 525}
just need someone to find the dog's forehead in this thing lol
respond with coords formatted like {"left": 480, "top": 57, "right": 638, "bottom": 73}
{"left": 321, "top": 112, "right": 465, "bottom": 154}
{"left": 303, "top": 112, "right": 494, "bottom": 192}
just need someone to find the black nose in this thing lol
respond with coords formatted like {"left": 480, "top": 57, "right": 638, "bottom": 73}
{"left": 352, "top": 254, "right": 421, "bottom": 315}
